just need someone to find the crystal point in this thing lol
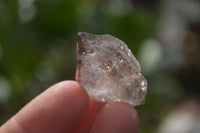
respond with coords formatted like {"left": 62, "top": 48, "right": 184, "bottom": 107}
{"left": 76, "top": 32, "right": 147, "bottom": 106}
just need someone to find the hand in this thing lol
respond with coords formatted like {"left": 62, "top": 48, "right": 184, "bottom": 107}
{"left": 0, "top": 81, "right": 139, "bottom": 133}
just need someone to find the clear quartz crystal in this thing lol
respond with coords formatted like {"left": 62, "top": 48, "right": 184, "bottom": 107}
{"left": 76, "top": 32, "right": 147, "bottom": 106}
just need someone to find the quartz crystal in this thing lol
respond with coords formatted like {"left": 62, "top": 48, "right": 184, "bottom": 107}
{"left": 76, "top": 32, "right": 147, "bottom": 106}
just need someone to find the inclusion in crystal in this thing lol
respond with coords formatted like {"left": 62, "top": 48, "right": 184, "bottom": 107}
{"left": 76, "top": 32, "right": 147, "bottom": 106}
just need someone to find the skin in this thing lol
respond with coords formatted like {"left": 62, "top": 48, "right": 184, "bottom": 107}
{"left": 0, "top": 81, "right": 139, "bottom": 133}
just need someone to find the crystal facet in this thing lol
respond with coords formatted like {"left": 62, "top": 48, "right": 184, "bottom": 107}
{"left": 76, "top": 32, "right": 147, "bottom": 106}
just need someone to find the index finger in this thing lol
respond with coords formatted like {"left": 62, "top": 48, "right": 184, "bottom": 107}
{"left": 0, "top": 81, "right": 90, "bottom": 133}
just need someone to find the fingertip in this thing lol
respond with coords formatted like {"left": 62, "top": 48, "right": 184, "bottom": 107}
{"left": 105, "top": 102, "right": 139, "bottom": 123}
{"left": 91, "top": 102, "right": 139, "bottom": 133}
{"left": 51, "top": 80, "right": 89, "bottom": 98}
{"left": 72, "top": 99, "right": 105, "bottom": 133}
{"left": 48, "top": 80, "right": 90, "bottom": 110}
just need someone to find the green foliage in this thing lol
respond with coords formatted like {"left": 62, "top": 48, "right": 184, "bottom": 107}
{"left": 0, "top": 1, "right": 197, "bottom": 133}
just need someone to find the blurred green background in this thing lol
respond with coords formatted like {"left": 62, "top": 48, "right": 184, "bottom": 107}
{"left": 0, "top": 0, "right": 200, "bottom": 132}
